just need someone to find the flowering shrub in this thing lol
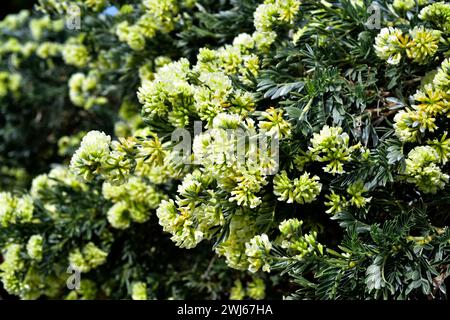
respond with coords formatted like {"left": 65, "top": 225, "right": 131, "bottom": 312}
{"left": 1, "top": 0, "right": 450, "bottom": 300}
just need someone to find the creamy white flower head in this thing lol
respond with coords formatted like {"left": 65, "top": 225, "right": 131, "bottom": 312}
{"left": 131, "top": 282, "right": 148, "bottom": 300}
{"left": 70, "top": 130, "right": 111, "bottom": 181}
{"left": 245, "top": 233, "right": 272, "bottom": 273}
{"left": 374, "top": 27, "right": 405, "bottom": 65}
{"left": 212, "top": 113, "right": 243, "bottom": 130}
{"left": 233, "top": 33, "right": 255, "bottom": 51}
{"left": 26, "top": 235, "right": 43, "bottom": 261}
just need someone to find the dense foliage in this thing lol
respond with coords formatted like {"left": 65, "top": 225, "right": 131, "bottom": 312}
{"left": 1, "top": 0, "right": 450, "bottom": 300}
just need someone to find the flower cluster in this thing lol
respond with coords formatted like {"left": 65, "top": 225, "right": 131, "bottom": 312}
{"left": 70, "top": 130, "right": 112, "bottom": 181}
{"left": 277, "top": 218, "right": 324, "bottom": 261}
{"left": 346, "top": 181, "right": 372, "bottom": 208}
{"left": 403, "top": 146, "right": 449, "bottom": 194}
{"left": 216, "top": 213, "right": 258, "bottom": 270}
{"left": 62, "top": 42, "right": 90, "bottom": 68}
{"left": 392, "top": 55, "right": 450, "bottom": 195}
{"left": 29, "top": 15, "right": 64, "bottom": 40}
{"left": 229, "top": 279, "right": 246, "bottom": 300}
{"left": 0, "top": 240, "right": 58, "bottom": 299}
{"left": 419, "top": 2, "right": 450, "bottom": 31}
{"left": 0, "top": 244, "right": 25, "bottom": 296}
{"left": 393, "top": 89, "right": 443, "bottom": 143}
{"left": 434, "top": 58, "right": 450, "bottom": 94}
{"left": 253, "top": 0, "right": 301, "bottom": 33}
{"left": 26, "top": 235, "right": 44, "bottom": 262}
{"left": 374, "top": 26, "right": 441, "bottom": 65}
{"left": 65, "top": 279, "right": 98, "bottom": 300}
{"left": 428, "top": 133, "right": 450, "bottom": 164}
{"left": 392, "top": 0, "right": 416, "bottom": 12}
{"left": 374, "top": 27, "right": 407, "bottom": 65}
{"left": 230, "top": 277, "right": 266, "bottom": 300}
{"left": 68, "top": 242, "right": 108, "bottom": 273}
{"left": 103, "top": 177, "right": 165, "bottom": 229}
{"left": 324, "top": 180, "right": 371, "bottom": 215}
{"left": 131, "top": 282, "right": 148, "bottom": 300}
{"left": 308, "top": 125, "right": 359, "bottom": 175}
{"left": 36, "top": 41, "right": 61, "bottom": 59}
{"left": 246, "top": 277, "right": 266, "bottom": 300}
{"left": 0, "top": 10, "right": 29, "bottom": 31}
{"left": 156, "top": 199, "right": 202, "bottom": 249}
{"left": 0, "top": 192, "right": 34, "bottom": 227}
{"left": 406, "top": 27, "right": 441, "bottom": 64}
{"left": 68, "top": 71, "right": 107, "bottom": 109}
{"left": 273, "top": 171, "right": 322, "bottom": 204}
{"left": 258, "top": 107, "right": 292, "bottom": 139}
{"left": 31, "top": 166, "right": 88, "bottom": 199}
{"left": 0, "top": 13, "right": 64, "bottom": 67}
{"left": 137, "top": 58, "right": 195, "bottom": 126}
{"left": 0, "top": 72, "right": 21, "bottom": 98}
{"left": 192, "top": 114, "right": 277, "bottom": 209}
{"left": 70, "top": 127, "right": 182, "bottom": 186}
{"left": 245, "top": 234, "right": 272, "bottom": 273}
{"left": 137, "top": 31, "right": 264, "bottom": 128}
{"left": 116, "top": 0, "right": 182, "bottom": 51}
{"left": 156, "top": 170, "right": 224, "bottom": 249}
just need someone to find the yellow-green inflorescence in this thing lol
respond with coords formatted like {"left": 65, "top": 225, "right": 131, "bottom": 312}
{"left": 103, "top": 176, "right": 166, "bottom": 229}
{"left": 390, "top": 56, "right": 450, "bottom": 193}
{"left": 131, "top": 281, "right": 148, "bottom": 300}
{"left": 277, "top": 218, "right": 323, "bottom": 261}
{"left": 0, "top": 192, "right": 34, "bottom": 227}
{"left": 374, "top": 26, "right": 442, "bottom": 65}
{"left": 68, "top": 242, "right": 108, "bottom": 273}
{"left": 404, "top": 146, "right": 449, "bottom": 194}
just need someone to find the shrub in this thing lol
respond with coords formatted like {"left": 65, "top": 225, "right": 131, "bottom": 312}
{"left": 1, "top": 0, "right": 449, "bottom": 300}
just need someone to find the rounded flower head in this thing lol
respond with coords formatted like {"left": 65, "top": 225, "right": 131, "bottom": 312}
{"left": 0, "top": 72, "right": 22, "bottom": 97}
{"left": 254, "top": 0, "right": 300, "bottom": 33}
{"left": 245, "top": 233, "right": 272, "bottom": 273}
{"left": 156, "top": 200, "right": 203, "bottom": 249}
{"left": 404, "top": 146, "right": 449, "bottom": 194}
{"left": 230, "top": 280, "right": 245, "bottom": 300}
{"left": 394, "top": 110, "right": 423, "bottom": 142}
{"left": 26, "top": 235, "right": 44, "bottom": 262}
{"left": 36, "top": 42, "right": 60, "bottom": 59}
{"left": 413, "top": 84, "right": 449, "bottom": 116}
{"left": 233, "top": 33, "right": 255, "bottom": 52}
{"left": 308, "top": 125, "right": 353, "bottom": 175}
{"left": 131, "top": 282, "right": 148, "bottom": 300}
{"left": 419, "top": 2, "right": 450, "bottom": 32}
{"left": 273, "top": 171, "right": 322, "bottom": 204}
{"left": 70, "top": 131, "right": 111, "bottom": 181}
{"left": 258, "top": 107, "right": 292, "bottom": 139}
{"left": 0, "top": 192, "right": 34, "bottom": 227}
{"left": 374, "top": 27, "right": 408, "bottom": 65}
{"left": 393, "top": 0, "right": 416, "bottom": 12}
{"left": 254, "top": 4, "right": 279, "bottom": 33}
{"left": 406, "top": 27, "right": 441, "bottom": 64}
{"left": 62, "top": 43, "right": 90, "bottom": 68}
{"left": 66, "top": 279, "right": 98, "bottom": 300}
{"left": 107, "top": 201, "right": 131, "bottom": 229}
{"left": 0, "top": 244, "right": 25, "bottom": 295}
{"left": 212, "top": 113, "right": 242, "bottom": 130}
{"left": 434, "top": 58, "right": 450, "bottom": 94}
{"left": 246, "top": 277, "right": 266, "bottom": 300}
{"left": 279, "top": 218, "right": 303, "bottom": 238}
{"left": 69, "top": 242, "right": 108, "bottom": 273}
{"left": 216, "top": 214, "right": 256, "bottom": 270}
{"left": 83, "top": 0, "right": 107, "bottom": 12}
